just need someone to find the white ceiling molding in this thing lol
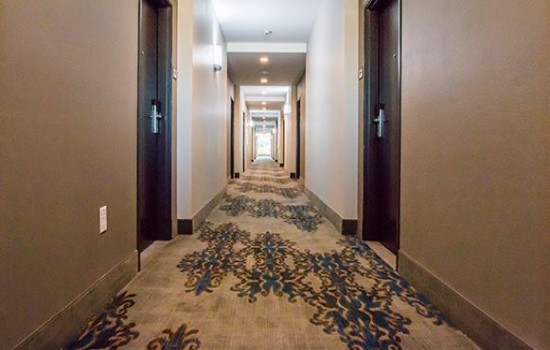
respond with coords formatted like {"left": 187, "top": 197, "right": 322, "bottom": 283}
{"left": 246, "top": 95, "right": 286, "bottom": 102}
{"left": 250, "top": 110, "right": 280, "bottom": 117}
{"left": 227, "top": 42, "right": 307, "bottom": 53}
{"left": 242, "top": 86, "right": 289, "bottom": 94}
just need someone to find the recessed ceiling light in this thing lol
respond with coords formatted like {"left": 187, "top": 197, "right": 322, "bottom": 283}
{"left": 261, "top": 91, "right": 267, "bottom": 95}
{"left": 261, "top": 78, "right": 268, "bottom": 84}
{"left": 260, "top": 57, "right": 269, "bottom": 63}
{"left": 261, "top": 102, "right": 267, "bottom": 105}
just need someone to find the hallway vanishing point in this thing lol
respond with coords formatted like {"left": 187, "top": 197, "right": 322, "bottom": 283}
{"left": 64, "top": 159, "right": 478, "bottom": 350}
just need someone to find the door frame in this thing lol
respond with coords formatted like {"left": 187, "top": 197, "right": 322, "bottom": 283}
{"left": 362, "top": 0, "right": 402, "bottom": 252}
{"left": 296, "top": 99, "right": 301, "bottom": 179}
{"left": 230, "top": 98, "right": 235, "bottom": 178}
{"left": 137, "top": 0, "right": 173, "bottom": 262}
{"left": 281, "top": 118, "right": 285, "bottom": 167}
{"left": 242, "top": 112, "right": 246, "bottom": 172}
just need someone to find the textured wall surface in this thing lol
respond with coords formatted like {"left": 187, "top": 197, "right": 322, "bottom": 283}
{"left": 400, "top": 1, "right": 550, "bottom": 348}
{"left": 305, "top": 0, "right": 359, "bottom": 219}
{"left": 177, "top": 0, "right": 230, "bottom": 219}
{"left": 0, "top": 1, "right": 139, "bottom": 347}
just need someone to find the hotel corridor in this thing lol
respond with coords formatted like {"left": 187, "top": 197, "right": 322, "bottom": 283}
{"left": 64, "top": 159, "right": 477, "bottom": 349}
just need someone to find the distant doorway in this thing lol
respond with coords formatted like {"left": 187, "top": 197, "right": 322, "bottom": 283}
{"left": 363, "top": 0, "right": 401, "bottom": 254}
{"left": 256, "top": 132, "right": 273, "bottom": 158}
{"left": 137, "top": 0, "right": 173, "bottom": 257}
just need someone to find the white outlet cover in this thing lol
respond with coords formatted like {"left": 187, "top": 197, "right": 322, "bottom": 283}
{"left": 99, "top": 206, "right": 107, "bottom": 234}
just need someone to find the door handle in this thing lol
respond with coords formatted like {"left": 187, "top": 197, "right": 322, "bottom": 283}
{"left": 147, "top": 100, "right": 163, "bottom": 134}
{"left": 373, "top": 104, "right": 386, "bottom": 138}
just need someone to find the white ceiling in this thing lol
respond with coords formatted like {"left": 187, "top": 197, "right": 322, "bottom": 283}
{"left": 213, "top": 1, "right": 318, "bottom": 104}
{"left": 242, "top": 86, "right": 289, "bottom": 97}
{"left": 212, "top": 0, "right": 324, "bottom": 42}
{"left": 248, "top": 101, "right": 285, "bottom": 111}
{"left": 228, "top": 52, "right": 305, "bottom": 86}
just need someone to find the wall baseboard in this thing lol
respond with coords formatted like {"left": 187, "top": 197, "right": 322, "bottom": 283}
{"left": 177, "top": 219, "right": 193, "bottom": 235}
{"left": 178, "top": 186, "right": 227, "bottom": 235}
{"left": 342, "top": 220, "right": 358, "bottom": 236}
{"left": 14, "top": 251, "right": 138, "bottom": 350}
{"left": 398, "top": 251, "right": 533, "bottom": 350}
{"left": 303, "top": 186, "right": 358, "bottom": 236}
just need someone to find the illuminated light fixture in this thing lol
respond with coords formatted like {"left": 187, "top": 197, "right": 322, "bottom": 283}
{"left": 213, "top": 45, "right": 223, "bottom": 72}
{"left": 261, "top": 101, "right": 267, "bottom": 105}
{"left": 261, "top": 78, "right": 268, "bottom": 84}
{"left": 260, "top": 56, "right": 269, "bottom": 63}
{"left": 261, "top": 91, "right": 267, "bottom": 95}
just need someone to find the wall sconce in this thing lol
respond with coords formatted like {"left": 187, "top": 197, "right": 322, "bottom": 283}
{"left": 213, "top": 45, "right": 223, "bottom": 72}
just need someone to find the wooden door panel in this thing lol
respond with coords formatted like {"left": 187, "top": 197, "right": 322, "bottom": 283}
{"left": 363, "top": 0, "right": 401, "bottom": 254}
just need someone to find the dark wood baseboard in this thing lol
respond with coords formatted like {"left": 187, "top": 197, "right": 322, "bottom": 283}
{"left": 303, "top": 186, "right": 358, "bottom": 236}
{"left": 177, "top": 219, "right": 193, "bottom": 235}
{"left": 342, "top": 220, "right": 358, "bottom": 236}
{"left": 398, "top": 251, "right": 533, "bottom": 350}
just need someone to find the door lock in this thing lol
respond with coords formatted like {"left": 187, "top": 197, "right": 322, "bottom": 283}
{"left": 147, "top": 100, "right": 162, "bottom": 134}
{"left": 373, "top": 104, "right": 386, "bottom": 138}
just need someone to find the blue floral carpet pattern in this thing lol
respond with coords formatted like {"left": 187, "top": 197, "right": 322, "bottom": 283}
{"left": 236, "top": 175, "right": 293, "bottom": 184}
{"left": 65, "top": 292, "right": 140, "bottom": 350}
{"left": 146, "top": 324, "right": 201, "bottom": 350}
{"left": 65, "top": 292, "right": 202, "bottom": 350}
{"left": 220, "top": 195, "right": 323, "bottom": 232}
{"left": 65, "top": 160, "right": 477, "bottom": 349}
{"left": 233, "top": 181, "right": 301, "bottom": 199}
{"left": 176, "top": 223, "right": 446, "bottom": 350}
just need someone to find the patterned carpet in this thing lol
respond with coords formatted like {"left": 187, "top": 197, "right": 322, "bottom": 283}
{"left": 65, "top": 160, "right": 478, "bottom": 349}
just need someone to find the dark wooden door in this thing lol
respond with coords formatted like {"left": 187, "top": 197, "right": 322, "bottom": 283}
{"left": 296, "top": 100, "right": 301, "bottom": 179}
{"left": 230, "top": 98, "right": 235, "bottom": 178}
{"left": 281, "top": 118, "right": 285, "bottom": 166}
{"left": 242, "top": 112, "right": 246, "bottom": 172}
{"left": 138, "top": 0, "right": 172, "bottom": 254}
{"left": 363, "top": 0, "right": 401, "bottom": 254}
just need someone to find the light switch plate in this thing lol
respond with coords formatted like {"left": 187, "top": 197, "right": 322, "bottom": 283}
{"left": 99, "top": 206, "right": 107, "bottom": 234}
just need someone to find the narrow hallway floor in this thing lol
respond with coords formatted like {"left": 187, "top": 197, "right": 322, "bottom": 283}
{"left": 65, "top": 160, "right": 478, "bottom": 350}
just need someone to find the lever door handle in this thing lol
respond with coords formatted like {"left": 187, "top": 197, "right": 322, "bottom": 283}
{"left": 373, "top": 104, "right": 386, "bottom": 138}
{"left": 147, "top": 100, "right": 163, "bottom": 134}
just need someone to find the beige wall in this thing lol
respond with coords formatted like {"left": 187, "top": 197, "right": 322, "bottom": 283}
{"left": 177, "top": 0, "right": 230, "bottom": 218}
{"left": 284, "top": 87, "right": 297, "bottom": 174}
{"left": 400, "top": 1, "right": 550, "bottom": 348}
{"left": 0, "top": 1, "right": 138, "bottom": 348}
{"left": 305, "top": 0, "right": 359, "bottom": 219}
